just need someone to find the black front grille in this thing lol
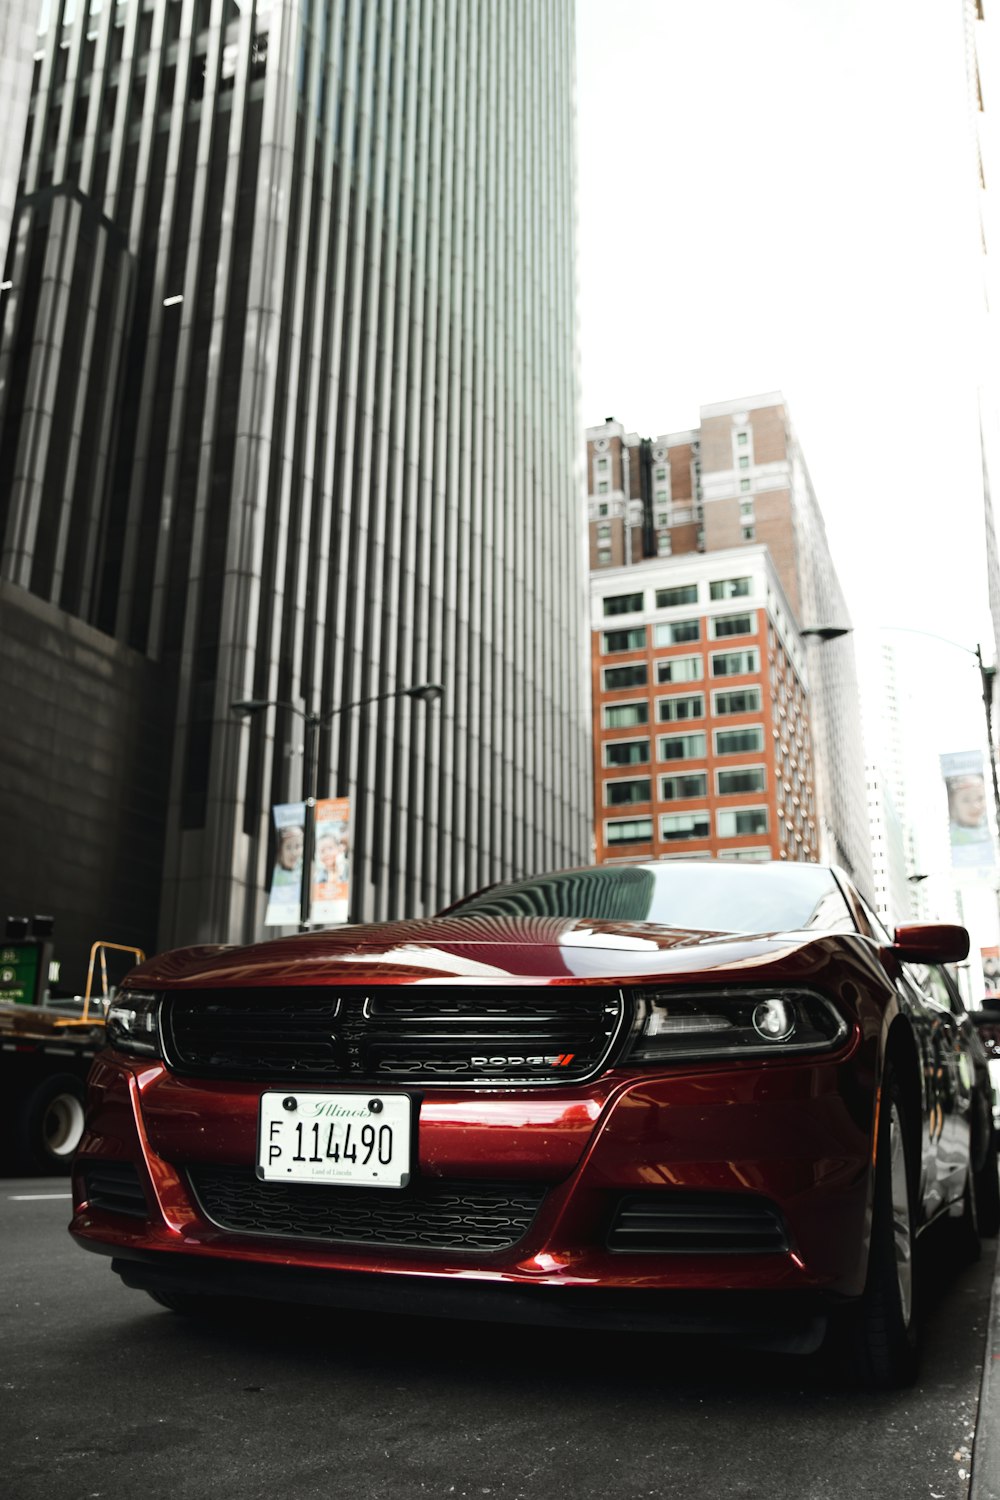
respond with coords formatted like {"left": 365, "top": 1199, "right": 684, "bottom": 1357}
{"left": 82, "top": 1161, "right": 149, "bottom": 1218}
{"left": 164, "top": 986, "right": 624, "bottom": 1085}
{"left": 608, "top": 1192, "right": 789, "bottom": 1254}
{"left": 188, "top": 1166, "right": 546, "bottom": 1252}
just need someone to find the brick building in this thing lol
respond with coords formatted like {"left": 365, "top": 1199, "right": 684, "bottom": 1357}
{"left": 591, "top": 548, "right": 817, "bottom": 866}
{"left": 588, "top": 393, "right": 871, "bottom": 892}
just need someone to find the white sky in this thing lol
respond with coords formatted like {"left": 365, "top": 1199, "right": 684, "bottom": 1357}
{"left": 576, "top": 0, "right": 1000, "bottom": 933}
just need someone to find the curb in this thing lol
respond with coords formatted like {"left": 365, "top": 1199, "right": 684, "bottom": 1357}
{"left": 972, "top": 1236, "right": 1000, "bottom": 1500}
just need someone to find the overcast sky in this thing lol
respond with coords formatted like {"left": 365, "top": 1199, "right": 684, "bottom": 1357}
{"left": 576, "top": 0, "right": 993, "bottom": 761}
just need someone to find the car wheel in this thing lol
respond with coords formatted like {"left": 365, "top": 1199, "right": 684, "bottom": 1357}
{"left": 845, "top": 1064, "right": 919, "bottom": 1389}
{"left": 951, "top": 1162, "right": 982, "bottom": 1264}
{"left": 13, "top": 1074, "right": 87, "bottom": 1174}
{"left": 974, "top": 1127, "right": 1000, "bottom": 1239}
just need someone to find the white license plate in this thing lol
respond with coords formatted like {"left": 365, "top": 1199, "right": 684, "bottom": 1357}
{"left": 256, "top": 1091, "right": 412, "bottom": 1188}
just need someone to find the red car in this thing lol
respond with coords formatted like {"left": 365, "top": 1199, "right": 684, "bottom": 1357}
{"left": 70, "top": 860, "right": 998, "bottom": 1387}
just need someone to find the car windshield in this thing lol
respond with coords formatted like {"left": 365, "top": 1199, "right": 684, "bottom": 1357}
{"left": 446, "top": 862, "right": 857, "bottom": 935}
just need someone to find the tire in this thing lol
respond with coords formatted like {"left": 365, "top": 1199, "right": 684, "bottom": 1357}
{"left": 974, "top": 1128, "right": 1000, "bottom": 1238}
{"left": 13, "top": 1074, "right": 87, "bottom": 1175}
{"left": 951, "top": 1162, "right": 983, "bottom": 1264}
{"left": 843, "top": 1063, "right": 920, "bottom": 1388}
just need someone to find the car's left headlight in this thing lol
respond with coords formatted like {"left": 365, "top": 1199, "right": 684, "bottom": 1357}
{"left": 626, "top": 987, "right": 849, "bottom": 1063}
{"left": 105, "top": 990, "right": 163, "bottom": 1057}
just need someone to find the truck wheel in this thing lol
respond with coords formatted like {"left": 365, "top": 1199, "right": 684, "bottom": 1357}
{"left": 14, "top": 1074, "right": 87, "bottom": 1174}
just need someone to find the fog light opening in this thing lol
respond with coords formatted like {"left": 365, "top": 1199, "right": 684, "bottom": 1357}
{"left": 752, "top": 998, "right": 795, "bottom": 1043}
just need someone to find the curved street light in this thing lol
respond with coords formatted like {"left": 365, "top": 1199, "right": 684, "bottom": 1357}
{"left": 231, "top": 683, "right": 445, "bottom": 929}
{"left": 876, "top": 626, "right": 1000, "bottom": 845}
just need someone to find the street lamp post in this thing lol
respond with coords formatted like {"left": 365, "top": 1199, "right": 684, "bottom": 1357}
{"left": 232, "top": 683, "right": 444, "bottom": 930}
{"left": 876, "top": 627, "right": 1000, "bottom": 843}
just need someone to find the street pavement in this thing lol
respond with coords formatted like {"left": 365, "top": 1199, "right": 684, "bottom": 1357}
{"left": 1, "top": 1178, "right": 997, "bottom": 1500}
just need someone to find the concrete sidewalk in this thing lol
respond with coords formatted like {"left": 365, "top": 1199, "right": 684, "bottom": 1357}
{"left": 973, "top": 1236, "right": 1000, "bottom": 1499}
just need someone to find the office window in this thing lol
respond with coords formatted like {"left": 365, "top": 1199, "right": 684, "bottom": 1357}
{"left": 604, "top": 738, "right": 650, "bottom": 767}
{"left": 596, "top": 455, "right": 609, "bottom": 471}
{"left": 740, "top": 499, "right": 754, "bottom": 518}
{"left": 597, "top": 481, "right": 609, "bottom": 494}
{"left": 653, "top": 619, "right": 700, "bottom": 646}
{"left": 603, "top": 592, "right": 644, "bottom": 617}
{"left": 603, "top": 701, "right": 649, "bottom": 730}
{"left": 655, "top": 466, "right": 667, "bottom": 481}
{"left": 740, "top": 478, "right": 751, "bottom": 492}
{"left": 718, "top": 847, "right": 771, "bottom": 862}
{"left": 602, "top": 627, "right": 646, "bottom": 653}
{"left": 657, "top": 693, "right": 704, "bottom": 723}
{"left": 657, "top": 511, "right": 669, "bottom": 528}
{"left": 711, "top": 612, "right": 755, "bottom": 639}
{"left": 715, "top": 726, "right": 765, "bottom": 755}
{"left": 605, "top": 777, "right": 652, "bottom": 807}
{"left": 709, "top": 577, "right": 752, "bottom": 601}
{"left": 656, "top": 654, "right": 702, "bottom": 685}
{"left": 658, "top": 731, "right": 707, "bottom": 761}
{"left": 713, "top": 686, "right": 762, "bottom": 715}
{"left": 738, "top": 455, "right": 749, "bottom": 470}
{"left": 742, "top": 526, "right": 755, "bottom": 541}
{"left": 598, "top": 503, "right": 609, "bottom": 517}
{"left": 603, "top": 662, "right": 648, "bottom": 691}
{"left": 737, "top": 431, "right": 748, "bottom": 446}
{"left": 717, "top": 806, "right": 769, "bottom": 837}
{"left": 717, "top": 766, "right": 766, "bottom": 795}
{"left": 597, "top": 523, "right": 611, "bottom": 540}
{"left": 711, "top": 648, "right": 759, "bottom": 677}
{"left": 656, "top": 584, "right": 698, "bottom": 609}
{"left": 606, "top": 816, "right": 653, "bottom": 846}
{"left": 657, "top": 533, "right": 672, "bottom": 556}
{"left": 597, "top": 549, "right": 612, "bottom": 565}
{"left": 661, "top": 811, "right": 710, "bottom": 841}
{"left": 660, "top": 772, "right": 708, "bottom": 801}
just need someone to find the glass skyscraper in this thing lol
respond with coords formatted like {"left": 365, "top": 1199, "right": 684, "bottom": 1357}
{"left": 0, "top": 0, "right": 589, "bottom": 966}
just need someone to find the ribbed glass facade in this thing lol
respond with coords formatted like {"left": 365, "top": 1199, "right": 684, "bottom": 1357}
{"left": 0, "top": 0, "right": 590, "bottom": 946}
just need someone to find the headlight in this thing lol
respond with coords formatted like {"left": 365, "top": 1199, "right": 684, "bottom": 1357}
{"left": 106, "top": 990, "right": 163, "bottom": 1057}
{"left": 626, "top": 987, "right": 849, "bottom": 1062}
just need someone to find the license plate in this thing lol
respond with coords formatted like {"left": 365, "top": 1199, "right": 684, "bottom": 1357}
{"left": 256, "top": 1091, "right": 412, "bottom": 1188}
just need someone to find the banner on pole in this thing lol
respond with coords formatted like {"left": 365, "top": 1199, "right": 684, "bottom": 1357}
{"left": 264, "top": 802, "right": 305, "bottom": 926}
{"left": 311, "top": 796, "right": 351, "bottom": 924}
{"left": 940, "top": 750, "right": 994, "bottom": 869}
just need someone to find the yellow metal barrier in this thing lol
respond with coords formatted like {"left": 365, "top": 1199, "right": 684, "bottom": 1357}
{"left": 81, "top": 941, "right": 146, "bottom": 1023}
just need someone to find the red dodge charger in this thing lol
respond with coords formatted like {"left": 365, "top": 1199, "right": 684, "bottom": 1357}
{"left": 70, "top": 860, "right": 998, "bottom": 1387}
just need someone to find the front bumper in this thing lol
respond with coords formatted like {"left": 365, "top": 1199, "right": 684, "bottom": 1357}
{"left": 70, "top": 1042, "right": 875, "bottom": 1322}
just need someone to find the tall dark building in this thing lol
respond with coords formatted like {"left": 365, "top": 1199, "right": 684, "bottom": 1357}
{"left": 0, "top": 0, "right": 588, "bottom": 981}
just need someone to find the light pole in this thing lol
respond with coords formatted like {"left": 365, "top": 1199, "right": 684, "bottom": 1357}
{"left": 876, "top": 627, "right": 1000, "bottom": 843}
{"left": 232, "top": 683, "right": 444, "bottom": 930}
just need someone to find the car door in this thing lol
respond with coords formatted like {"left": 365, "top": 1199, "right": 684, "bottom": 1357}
{"left": 902, "top": 961, "right": 973, "bottom": 1213}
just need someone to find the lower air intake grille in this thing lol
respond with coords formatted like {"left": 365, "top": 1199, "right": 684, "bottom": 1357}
{"left": 188, "top": 1166, "right": 547, "bottom": 1252}
{"left": 608, "top": 1192, "right": 789, "bottom": 1254}
{"left": 82, "top": 1161, "right": 149, "bottom": 1218}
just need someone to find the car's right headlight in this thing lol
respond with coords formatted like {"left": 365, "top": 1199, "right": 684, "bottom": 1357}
{"left": 625, "top": 986, "right": 850, "bottom": 1063}
{"left": 105, "top": 990, "right": 163, "bottom": 1057}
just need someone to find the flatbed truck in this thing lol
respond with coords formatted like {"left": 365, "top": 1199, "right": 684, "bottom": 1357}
{"left": 0, "top": 941, "right": 144, "bottom": 1174}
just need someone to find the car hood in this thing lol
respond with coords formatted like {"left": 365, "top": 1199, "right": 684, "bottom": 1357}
{"left": 126, "top": 914, "right": 876, "bottom": 989}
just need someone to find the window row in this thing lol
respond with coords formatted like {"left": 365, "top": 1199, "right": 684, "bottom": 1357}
{"left": 602, "top": 576, "right": 754, "bottom": 617}
{"left": 604, "top": 766, "right": 767, "bottom": 805}
{"left": 604, "top": 806, "right": 771, "bottom": 845}
{"left": 603, "top": 725, "right": 766, "bottom": 766}
{"left": 602, "top": 688, "right": 766, "bottom": 728}
{"left": 601, "top": 616, "right": 756, "bottom": 652}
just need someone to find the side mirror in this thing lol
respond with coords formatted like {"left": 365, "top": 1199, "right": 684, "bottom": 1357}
{"left": 891, "top": 922, "right": 970, "bottom": 964}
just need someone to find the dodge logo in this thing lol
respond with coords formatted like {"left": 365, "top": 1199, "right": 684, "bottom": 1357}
{"left": 470, "top": 1053, "right": 575, "bottom": 1068}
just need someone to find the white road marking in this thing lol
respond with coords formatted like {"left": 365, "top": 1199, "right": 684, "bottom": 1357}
{"left": 8, "top": 1193, "right": 72, "bottom": 1201}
